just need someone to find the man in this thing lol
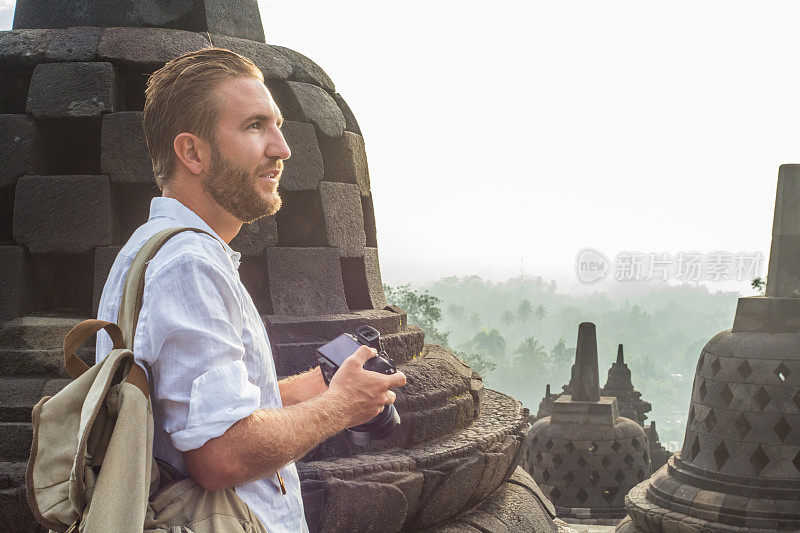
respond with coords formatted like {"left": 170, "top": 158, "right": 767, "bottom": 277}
{"left": 95, "top": 47, "right": 406, "bottom": 532}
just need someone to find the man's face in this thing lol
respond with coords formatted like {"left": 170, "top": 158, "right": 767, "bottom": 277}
{"left": 202, "top": 77, "right": 291, "bottom": 223}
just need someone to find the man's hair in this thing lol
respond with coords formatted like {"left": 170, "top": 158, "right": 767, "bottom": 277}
{"left": 142, "top": 47, "right": 264, "bottom": 189}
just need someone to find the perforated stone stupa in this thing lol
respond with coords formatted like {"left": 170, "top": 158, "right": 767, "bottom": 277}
{"left": 525, "top": 323, "right": 651, "bottom": 525}
{"left": 0, "top": 1, "right": 562, "bottom": 531}
{"left": 617, "top": 165, "right": 800, "bottom": 532}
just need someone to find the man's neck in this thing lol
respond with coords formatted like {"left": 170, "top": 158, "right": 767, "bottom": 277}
{"left": 162, "top": 184, "right": 242, "bottom": 244}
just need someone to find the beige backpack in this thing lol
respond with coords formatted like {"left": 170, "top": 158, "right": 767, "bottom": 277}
{"left": 25, "top": 227, "right": 270, "bottom": 533}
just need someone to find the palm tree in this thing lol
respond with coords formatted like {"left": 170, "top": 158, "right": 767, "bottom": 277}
{"left": 500, "top": 310, "right": 515, "bottom": 327}
{"left": 534, "top": 304, "right": 548, "bottom": 333}
{"left": 472, "top": 328, "right": 507, "bottom": 357}
{"left": 516, "top": 299, "right": 533, "bottom": 322}
{"left": 513, "top": 336, "right": 551, "bottom": 372}
{"left": 469, "top": 312, "right": 481, "bottom": 329}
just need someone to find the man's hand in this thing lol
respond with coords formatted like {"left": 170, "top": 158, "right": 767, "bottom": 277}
{"left": 325, "top": 346, "right": 407, "bottom": 428}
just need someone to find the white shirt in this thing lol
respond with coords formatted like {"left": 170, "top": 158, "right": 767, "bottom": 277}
{"left": 96, "top": 197, "right": 308, "bottom": 532}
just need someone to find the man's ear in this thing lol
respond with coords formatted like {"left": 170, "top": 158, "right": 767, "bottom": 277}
{"left": 173, "top": 132, "right": 208, "bottom": 176}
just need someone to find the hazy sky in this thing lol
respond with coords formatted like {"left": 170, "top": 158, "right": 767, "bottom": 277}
{"left": 3, "top": 1, "right": 798, "bottom": 294}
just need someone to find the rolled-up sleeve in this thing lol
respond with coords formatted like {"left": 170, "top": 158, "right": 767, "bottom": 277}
{"left": 135, "top": 252, "right": 261, "bottom": 452}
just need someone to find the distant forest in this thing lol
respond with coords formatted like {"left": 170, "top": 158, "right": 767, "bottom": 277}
{"left": 385, "top": 276, "right": 744, "bottom": 449}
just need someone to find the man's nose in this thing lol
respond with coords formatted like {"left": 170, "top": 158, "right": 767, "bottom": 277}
{"left": 267, "top": 129, "right": 291, "bottom": 161}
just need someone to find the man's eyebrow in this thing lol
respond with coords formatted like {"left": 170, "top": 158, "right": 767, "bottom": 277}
{"left": 241, "top": 113, "right": 283, "bottom": 127}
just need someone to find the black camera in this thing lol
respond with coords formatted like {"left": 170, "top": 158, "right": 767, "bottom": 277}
{"left": 316, "top": 325, "right": 401, "bottom": 446}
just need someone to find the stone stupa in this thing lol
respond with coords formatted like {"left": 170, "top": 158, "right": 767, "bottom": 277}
{"left": 618, "top": 165, "right": 800, "bottom": 532}
{"left": 0, "top": 1, "right": 563, "bottom": 531}
{"left": 525, "top": 323, "right": 651, "bottom": 525}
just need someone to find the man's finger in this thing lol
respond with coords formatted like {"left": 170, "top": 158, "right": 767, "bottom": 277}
{"left": 386, "top": 370, "right": 406, "bottom": 389}
{"left": 347, "top": 345, "right": 378, "bottom": 365}
{"left": 385, "top": 390, "right": 397, "bottom": 405}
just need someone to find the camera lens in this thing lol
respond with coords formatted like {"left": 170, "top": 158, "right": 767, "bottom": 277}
{"left": 346, "top": 404, "right": 400, "bottom": 446}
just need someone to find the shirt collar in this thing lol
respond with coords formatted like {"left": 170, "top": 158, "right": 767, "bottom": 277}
{"left": 148, "top": 197, "right": 242, "bottom": 269}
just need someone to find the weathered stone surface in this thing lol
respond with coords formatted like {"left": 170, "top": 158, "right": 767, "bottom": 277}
{"left": 0, "top": 423, "right": 31, "bottom": 461}
{"left": 319, "top": 182, "right": 366, "bottom": 257}
{"left": 0, "top": 114, "right": 34, "bottom": 187}
{"left": 97, "top": 27, "right": 209, "bottom": 69}
{"left": 362, "top": 194, "right": 377, "bottom": 247}
{"left": 265, "top": 247, "right": 348, "bottom": 316}
{"left": 0, "top": 378, "right": 48, "bottom": 422}
{"left": 230, "top": 215, "right": 277, "bottom": 256}
{"left": 574, "top": 322, "right": 600, "bottom": 402}
{"left": 101, "top": 111, "right": 152, "bottom": 183}
{"left": 13, "top": 175, "right": 112, "bottom": 254}
{"left": 319, "top": 131, "right": 370, "bottom": 196}
{"left": 341, "top": 247, "right": 387, "bottom": 310}
{"left": 263, "top": 309, "right": 404, "bottom": 344}
{"left": 26, "top": 62, "right": 119, "bottom": 118}
{"left": 45, "top": 26, "right": 102, "bottom": 62}
{"left": 272, "top": 46, "right": 335, "bottom": 91}
{"left": 280, "top": 121, "right": 324, "bottom": 191}
{"left": 0, "top": 29, "right": 56, "bottom": 66}
{"left": 14, "top": 0, "right": 264, "bottom": 42}
{"left": 332, "top": 92, "right": 361, "bottom": 135}
{"left": 284, "top": 81, "right": 345, "bottom": 138}
{"left": 208, "top": 34, "right": 292, "bottom": 80}
{"left": 93, "top": 246, "right": 120, "bottom": 315}
{"left": 0, "top": 247, "right": 29, "bottom": 321}
{"left": 0, "top": 187, "right": 13, "bottom": 244}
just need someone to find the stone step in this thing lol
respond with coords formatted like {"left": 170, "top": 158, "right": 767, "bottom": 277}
{"left": 0, "top": 347, "right": 94, "bottom": 377}
{"left": 0, "top": 423, "right": 32, "bottom": 462}
{"left": 0, "top": 461, "right": 26, "bottom": 491}
{"left": 0, "top": 316, "right": 85, "bottom": 350}
{"left": 0, "top": 378, "right": 49, "bottom": 422}
{"left": 263, "top": 308, "right": 405, "bottom": 344}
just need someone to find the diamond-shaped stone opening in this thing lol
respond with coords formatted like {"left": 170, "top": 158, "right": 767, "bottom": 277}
{"left": 734, "top": 414, "right": 751, "bottom": 439}
{"left": 577, "top": 457, "right": 587, "bottom": 467}
{"left": 697, "top": 353, "right": 705, "bottom": 371}
{"left": 720, "top": 384, "right": 733, "bottom": 408}
{"left": 794, "top": 390, "right": 800, "bottom": 410}
{"left": 588, "top": 441, "right": 599, "bottom": 453}
{"left": 564, "top": 471, "right": 574, "bottom": 484}
{"left": 711, "top": 357, "right": 722, "bottom": 376}
{"left": 737, "top": 360, "right": 753, "bottom": 379}
{"left": 531, "top": 436, "right": 539, "bottom": 446}
{"left": 536, "top": 451, "right": 543, "bottom": 464}
{"left": 750, "top": 445, "right": 769, "bottom": 475}
{"left": 549, "top": 486, "right": 562, "bottom": 502}
{"left": 542, "top": 468, "right": 551, "bottom": 482}
{"left": 565, "top": 441, "right": 575, "bottom": 454}
{"left": 601, "top": 487, "right": 617, "bottom": 504}
{"left": 699, "top": 380, "right": 708, "bottom": 401}
{"left": 775, "top": 363, "right": 791, "bottom": 383}
{"left": 601, "top": 456, "right": 611, "bottom": 468}
{"left": 545, "top": 438, "right": 554, "bottom": 450}
{"left": 576, "top": 487, "right": 589, "bottom": 504}
{"left": 611, "top": 440, "right": 621, "bottom": 452}
{"left": 688, "top": 405, "right": 695, "bottom": 425}
{"left": 774, "top": 416, "right": 791, "bottom": 443}
{"left": 642, "top": 450, "right": 649, "bottom": 462}
{"left": 793, "top": 450, "right": 800, "bottom": 474}
{"left": 623, "top": 454, "right": 634, "bottom": 467}
{"left": 690, "top": 435, "right": 701, "bottom": 461}
{"left": 631, "top": 437, "right": 641, "bottom": 450}
{"left": 755, "top": 386, "right": 771, "bottom": 411}
{"left": 637, "top": 468, "right": 647, "bottom": 480}
{"left": 614, "top": 470, "right": 625, "bottom": 483}
{"left": 553, "top": 454, "right": 563, "bottom": 466}
{"left": 588, "top": 471, "right": 600, "bottom": 485}
{"left": 713, "top": 441, "right": 730, "bottom": 469}
{"left": 705, "top": 409, "right": 718, "bottom": 432}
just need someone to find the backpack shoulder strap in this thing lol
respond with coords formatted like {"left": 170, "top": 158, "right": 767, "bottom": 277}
{"left": 118, "top": 226, "right": 219, "bottom": 349}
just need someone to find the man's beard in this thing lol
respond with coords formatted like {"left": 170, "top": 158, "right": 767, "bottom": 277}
{"left": 202, "top": 142, "right": 282, "bottom": 223}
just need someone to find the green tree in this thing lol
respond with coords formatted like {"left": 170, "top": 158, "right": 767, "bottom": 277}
{"left": 513, "top": 336, "right": 550, "bottom": 370}
{"left": 500, "top": 310, "right": 515, "bottom": 327}
{"left": 751, "top": 277, "right": 766, "bottom": 294}
{"left": 454, "top": 350, "right": 497, "bottom": 374}
{"left": 469, "top": 312, "right": 482, "bottom": 329}
{"left": 446, "top": 304, "right": 466, "bottom": 322}
{"left": 516, "top": 299, "right": 533, "bottom": 321}
{"left": 384, "top": 284, "right": 449, "bottom": 346}
{"left": 534, "top": 304, "right": 548, "bottom": 332}
{"left": 471, "top": 328, "right": 506, "bottom": 357}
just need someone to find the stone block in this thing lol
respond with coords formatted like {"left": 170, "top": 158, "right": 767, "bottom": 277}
{"left": 14, "top": 0, "right": 264, "bottom": 42}
{"left": 272, "top": 46, "right": 334, "bottom": 91}
{"left": 280, "top": 121, "right": 323, "bottom": 191}
{"left": 97, "top": 27, "right": 210, "bottom": 69}
{"left": 765, "top": 235, "right": 800, "bottom": 299}
{"left": 0, "top": 247, "right": 30, "bottom": 321}
{"left": 319, "top": 131, "right": 370, "bottom": 196}
{"left": 341, "top": 248, "right": 388, "bottom": 311}
{"left": 275, "top": 190, "right": 326, "bottom": 247}
{"left": 14, "top": 175, "right": 112, "bottom": 254}
{"left": 101, "top": 112, "right": 152, "bottom": 183}
{"left": 319, "top": 182, "right": 366, "bottom": 257}
{"left": 0, "top": 187, "right": 13, "bottom": 244}
{"left": 0, "top": 423, "right": 31, "bottom": 461}
{"left": 0, "top": 114, "right": 34, "bottom": 187}
{"left": 265, "top": 247, "right": 348, "bottom": 316}
{"left": 230, "top": 215, "right": 277, "bottom": 256}
{"left": 0, "top": 29, "right": 56, "bottom": 66}
{"left": 26, "top": 62, "right": 120, "bottom": 118}
{"left": 284, "top": 81, "right": 344, "bottom": 138}
{"left": 207, "top": 34, "right": 292, "bottom": 80}
{"left": 93, "top": 246, "right": 120, "bottom": 316}
{"left": 45, "top": 27, "right": 102, "bottom": 62}
{"left": 263, "top": 309, "right": 403, "bottom": 344}
{"left": 362, "top": 194, "right": 377, "bottom": 247}
{"left": 332, "top": 92, "right": 361, "bottom": 135}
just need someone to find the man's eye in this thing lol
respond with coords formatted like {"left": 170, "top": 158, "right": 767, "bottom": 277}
{"left": 249, "top": 122, "right": 261, "bottom": 129}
